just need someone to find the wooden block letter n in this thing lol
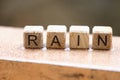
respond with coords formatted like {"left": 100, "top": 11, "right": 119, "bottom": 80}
{"left": 24, "top": 26, "right": 44, "bottom": 49}
{"left": 46, "top": 25, "right": 67, "bottom": 49}
{"left": 92, "top": 26, "right": 113, "bottom": 50}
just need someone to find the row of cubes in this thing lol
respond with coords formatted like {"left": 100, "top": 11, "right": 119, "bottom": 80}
{"left": 24, "top": 25, "right": 112, "bottom": 50}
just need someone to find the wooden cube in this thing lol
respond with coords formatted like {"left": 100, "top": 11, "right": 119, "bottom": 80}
{"left": 24, "top": 26, "right": 43, "bottom": 49}
{"left": 46, "top": 25, "right": 67, "bottom": 49}
{"left": 92, "top": 26, "right": 113, "bottom": 50}
{"left": 69, "top": 26, "right": 89, "bottom": 49}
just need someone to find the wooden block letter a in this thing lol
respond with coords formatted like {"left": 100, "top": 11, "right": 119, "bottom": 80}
{"left": 47, "top": 25, "right": 67, "bottom": 49}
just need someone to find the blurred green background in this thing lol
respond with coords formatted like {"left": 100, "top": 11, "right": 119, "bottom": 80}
{"left": 0, "top": 0, "right": 120, "bottom": 36}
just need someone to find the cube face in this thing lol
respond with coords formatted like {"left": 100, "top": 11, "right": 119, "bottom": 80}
{"left": 24, "top": 33, "right": 43, "bottom": 49}
{"left": 46, "top": 25, "right": 67, "bottom": 49}
{"left": 70, "top": 33, "right": 89, "bottom": 49}
{"left": 69, "top": 26, "right": 89, "bottom": 49}
{"left": 47, "top": 32, "right": 66, "bottom": 48}
{"left": 92, "top": 33, "right": 112, "bottom": 49}
{"left": 24, "top": 26, "right": 43, "bottom": 49}
{"left": 92, "top": 26, "right": 112, "bottom": 50}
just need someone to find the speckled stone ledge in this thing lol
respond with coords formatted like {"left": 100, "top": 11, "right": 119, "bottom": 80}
{"left": 0, "top": 27, "right": 120, "bottom": 80}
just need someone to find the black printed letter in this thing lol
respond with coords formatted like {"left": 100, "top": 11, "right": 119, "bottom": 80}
{"left": 51, "top": 35, "right": 61, "bottom": 46}
{"left": 28, "top": 35, "right": 38, "bottom": 46}
{"left": 77, "top": 35, "right": 80, "bottom": 46}
{"left": 98, "top": 35, "right": 107, "bottom": 46}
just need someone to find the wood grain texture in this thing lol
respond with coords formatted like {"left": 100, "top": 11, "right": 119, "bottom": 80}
{"left": 0, "top": 26, "right": 120, "bottom": 80}
{"left": 24, "top": 26, "right": 44, "bottom": 49}
{"left": 46, "top": 25, "right": 66, "bottom": 49}
{"left": 69, "top": 26, "right": 89, "bottom": 49}
{"left": 92, "top": 26, "right": 112, "bottom": 50}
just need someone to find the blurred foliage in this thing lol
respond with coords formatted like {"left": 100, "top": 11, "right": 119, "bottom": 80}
{"left": 0, "top": 0, "right": 120, "bottom": 36}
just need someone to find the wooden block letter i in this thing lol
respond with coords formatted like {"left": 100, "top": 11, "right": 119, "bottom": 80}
{"left": 92, "top": 26, "right": 113, "bottom": 50}
{"left": 46, "top": 25, "right": 67, "bottom": 49}
{"left": 70, "top": 26, "right": 89, "bottom": 49}
{"left": 24, "top": 26, "right": 44, "bottom": 49}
